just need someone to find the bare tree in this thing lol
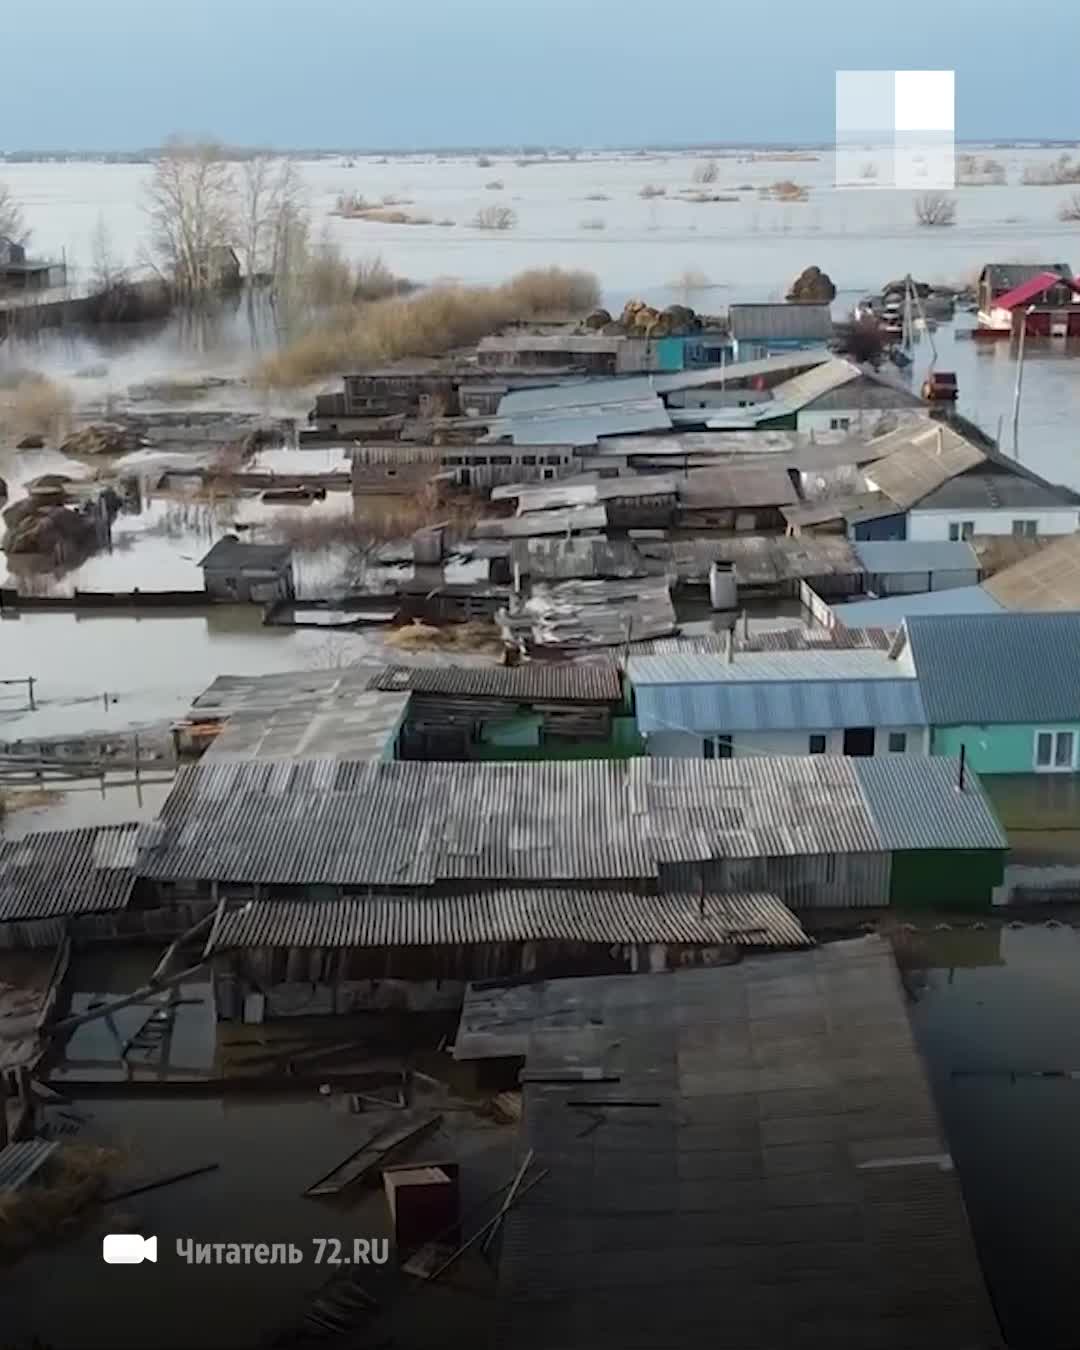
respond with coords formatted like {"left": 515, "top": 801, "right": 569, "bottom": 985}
{"left": 1059, "top": 191, "right": 1080, "bottom": 223}
{"left": 692, "top": 159, "right": 719, "bottom": 184}
{"left": 0, "top": 182, "right": 28, "bottom": 244}
{"left": 473, "top": 205, "right": 517, "bottom": 231}
{"left": 142, "top": 138, "right": 236, "bottom": 294}
{"left": 913, "top": 192, "right": 956, "bottom": 227}
{"left": 88, "top": 214, "right": 125, "bottom": 292}
{"left": 237, "top": 154, "right": 307, "bottom": 282}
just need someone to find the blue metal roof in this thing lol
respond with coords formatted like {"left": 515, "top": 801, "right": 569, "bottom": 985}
{"left": 834, "top": 586, "right": 1002, "bottom": 628}
{"left": 634, "top": 677, "right": 927, "bottom": 734}
{"left": 854, "top": 540, "right": 981, "bottom": 575}
{"left": 855, "top": 756, "right": 1008, "bottom": 852}
{"left": 628, "top": 650, "right": 909, "bottom": 684}
{"left": 905, "top": 611, "right": 1080, "bottom": 725}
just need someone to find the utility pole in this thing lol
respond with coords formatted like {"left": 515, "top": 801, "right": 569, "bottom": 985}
{"left": 1011, "top": 305, "right": 1034, "bottom": 460}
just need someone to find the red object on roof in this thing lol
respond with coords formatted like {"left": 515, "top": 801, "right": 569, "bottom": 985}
{"left": 991, "top": 270, "right": 1080, "bottom": 310}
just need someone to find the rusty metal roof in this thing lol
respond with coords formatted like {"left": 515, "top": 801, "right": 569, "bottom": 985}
{"left": 206, "top": 889, "right": 810, "bottom": 952}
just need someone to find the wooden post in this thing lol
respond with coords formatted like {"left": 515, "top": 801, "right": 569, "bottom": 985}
{"left": 26, "top": 676, "right": 35, "bottom": 711}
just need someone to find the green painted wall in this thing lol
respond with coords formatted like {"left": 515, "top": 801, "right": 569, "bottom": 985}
{"left": 889, "top": 849, "right": 1005, "bottom": 910}
{"left": 477, "top": 716, "right": 644, "bottom": 763}
{"left": 932, "top": 723, "right": 1080, "bottom": 775}
{"left": 656, "top": 337, "right": 686, "bottom": 372}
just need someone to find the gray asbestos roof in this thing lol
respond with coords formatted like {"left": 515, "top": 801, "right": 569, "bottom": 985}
{"left": 832, "top": 586, "right": 1002, "bottom": 628}
{"left": 203, "top": 691, "right": 409, "bottom": 763}
{"left": 369, "top": 662, "right": 622, "bottom": 702}
{"left": 983, "top": 533, "right": 1080, "bottom": 610}
{"left": 197, "top": 537, "right": 292, "bottom": 571}
{"left": 679, "top": 465, "right": 799, "bottom": 509}
{"left": 918, "top": 466, "right": 1080, "bottom": 512}
{"left": 206, "top": 888, "right": 810, "bottom": 952}
{"left": 138, "top": 755, "right": 1006, "bottom": 890}
{"left": 0, "top": 826, "right": 138, "bottom": 923}
{"left": 727, "top": 302, "right": 834, "bottom": 341}
{"left": 905, "top": 611, "right": 1080, "bottom": 725}
{"left": 853, "top": 540, "right": 980, "bottom": 575}
{"left": 486, "top": 939, "right": 1004, "bottom": 1349}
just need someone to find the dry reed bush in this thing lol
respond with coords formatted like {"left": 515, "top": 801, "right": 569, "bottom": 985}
{"left": 0, "top": 1144, "right": 123, "bottom": 1259}
{"left": 267, "top": 485, "right": 480, "bottom": 551}
{"left": 1059, "top": 192, "right": 1080, "bottom": 222}
{"left": 692, "top": 159, "right": 719, "bottom": 184}
{"left": 0, "top": 373, "right": 75, "bottom": 443}
{"left": 473, "top": 205, "right": 516, "bottom": 230}
{"left": 387, "top": 618, "right": 503, "bottom": 653}
{"left": 913, "top": 192, "right": 956, "bottom": 226}
{"left": 256, "top": 267, "right": 600, "bottom": 387}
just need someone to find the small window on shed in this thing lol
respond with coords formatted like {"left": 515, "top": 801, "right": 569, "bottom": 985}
{"left": 830, "top": 417, "right": 851, "bottom": 431}
{"left": 808, "top": 734, "right": 827, "bottom": 754}
{"left": 888, "top": 732, "right": 907, "bottom": 753}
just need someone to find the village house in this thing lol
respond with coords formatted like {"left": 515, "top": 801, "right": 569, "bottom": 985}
{"left": 751, "top": 358, "right": 929, "bottom": 434}
{"left": 198, "top": 537, "right": 296, "bottom": 603}
{"left": 0, "top": 236, "right": 65, "bottom": 291}
{"left": 976, "top": 262, "right": 1078, "bottom": 334}
{"left": 726, "top": 302, "right": 833, "bottom": 360}
{"left": 903, "top": 611, "right": 1080, "bottom": 776}
{"left": 627, "top": 645, "right": 927, "bottom": 763}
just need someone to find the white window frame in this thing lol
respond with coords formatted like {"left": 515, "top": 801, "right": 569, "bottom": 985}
{"left": 1011, "top": 519, "right": 1038, "bottom": 538}
{"left": 829, "top": 416, "right": 851, "bottom": 431}
{"left": 948, "top": 520, "right": 975, "bottom": 542}
{"left": 1034, "top": 728, "right": 1078, "bottom": 773}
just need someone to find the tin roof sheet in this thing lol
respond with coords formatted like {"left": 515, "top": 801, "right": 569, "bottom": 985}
{"left": 207, "top": 889, "right": 810, "bottom": 951}
{"left": 678, "top": 465, "right": 799, "bottom": 509}
{"left": 0, "top": 826, "right": 138, "bottom": 923}
{"left": 983, "top": 532, "right": 1080, "bottom": 610}
{"left": 904, "top": 611, "right": 1080, "bottom": 725}
{"left": 853, "top": 540, "right": 980, "bottom": 574}
{"left": 369, "top": 663, "right": 622, "bottom": 702}
{"left": 831, "top": 586, "right": 1002, "bottom": 628}
{"left": 727, "top": 303, "right": 834, "bottom": 341}
{"left": 633, "top": 678, "right": 927, "bottom": 734}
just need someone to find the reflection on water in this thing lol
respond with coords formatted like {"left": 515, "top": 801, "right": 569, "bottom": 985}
{"left": 908, "top": 922, "right": 1080, "bottom": 1350}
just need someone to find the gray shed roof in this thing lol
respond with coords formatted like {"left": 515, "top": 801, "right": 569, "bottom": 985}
{"left": 983, "top": 262, "right": 1072, "bottom": 290}
{"left": 369, "top": 662, "right": 622, "bottom": 703}
{"left": 904, "top": 611, "right": 1080, "bottom": 725}
{"left": 727, "top": 302, "right": 834, "bottom": 341}
{"left": 485, "top": 939, "right": 1004, "bottom": 1350}
{"left": 198, "top": 536, "right": 293, "bottom": 571}
{"left": 862, "top": 424, "right": 986, "bottom": 510}
{"left": 206, "top": 888, "right": 810, "bottom": 952}
{"left": 678, "top": 465, "right": 799, "bottom": 509}
{"left": 138, "top": 754, "right": 1006, "bottom": 890}
{"left": 917, "top": 464, "right": 1080, "bottom": 512}
{"left": 853, "top": 540, "right": 981, "bottom": 574}
{"left": 0, "top": 826, "right": 138, "bottom": 924}
{"left": 484, "top": 400, "right": 672, "bottom": 446}
{"left": 831, "top": 586, "right": 1002, "bottom": 628}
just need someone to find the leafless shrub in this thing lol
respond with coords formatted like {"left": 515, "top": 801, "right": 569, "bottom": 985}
{"left": 838, "top": 313, "right": 886, "bottom": 364}
{"left": 354, "top": 208, "right": 432, "bottom": 225}
{"left": 639, "top": 183, "right": 666, "bottom": 199}
{"left": 579, "top": 217, "right": 606, "bottom": 230}
{"left": 0, "top": 181, "right": 28, "bottom": 243}
{"left": 484, "top": 180, "right": 504, "bottom": 191}
{"left": 913, "top": 192, "right": 956, "bottom": 226}
{"left": 957, "top": 153, "right": 1006, "bottom": 186}
{"left": 473, "top": 205, "right": 517, "bottom": 231}
{"left": 353, "top": 254, "right": 401, "bottom": 301}
{"left": 476, "top": 155, "right": 493, "bottom": 168}
{"left": 0, "top": 373, "right": 75, "bottom": 442}
{"left": 692, "top": 159, "right": 719, "bottom": 184}
{"left": 255, "top": 266, "right": 599, "bottom": 387}
{"left": 1059, "top": 191, "right": 1080, "bottom": 222}
{"left": 1022, "top": 152, "right": 1080, "bottom": 186}
{"left": 332, "top": 192, "right": 371, "bottom": 217}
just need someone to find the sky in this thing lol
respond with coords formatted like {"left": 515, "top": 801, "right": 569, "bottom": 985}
{"left": 2, "top": 0, "right": 1078, "bottom": 151}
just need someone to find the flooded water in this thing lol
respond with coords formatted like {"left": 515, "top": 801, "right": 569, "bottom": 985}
{"left": 909, "top": 922, "right": 1080, "bottom": 1349}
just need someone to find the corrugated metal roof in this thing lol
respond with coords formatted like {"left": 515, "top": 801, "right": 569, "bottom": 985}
{"left": 634, "top": 678, "right": 927, "bottom": 734}
{"left": 832, "top": 586, "right": 1002, "bottom": 628}
{"left": 781, "top": 492, "right": 900, "bottom": 528}
{"left": 635, "top": 534, "right": 865, "bottom": 586}
{"left": 905, "top": 611, "right": 1080, "bottom": 725}
{"left": 628, "top": 650, "right": 909, "bottom": 684}
{"left": 854, "top": 540, "right": 980, "bottom": 575}
{"left": 917, "top": 467, "right": 1080, "bottom": 511}
{"left": 988, "top": 270, "right": 1080, "bottom": 310}
{"left": 198, "top": 537, "right": 292, "bottom": 571}
{"left": 0, "top": 1139, "right": 59, "bottom": 1193}
{"left": 0, "top": 826, "right": 138, "bottom": 923}
{"left": 139, "top": 755, "right": 1005, "bottom": 890}
{"left": 370, "top": 663, "right": 622, "bottom": 702}
{"left": 727, "top": 303, "right": 833, "bottom": 341}
{"left": 856, "top": 756, "right": 1008, "bottom": 851}
{"left": 762, "top": 357, "right": 860, "bottom": 409}
{"left": 484, "top": 401, "right": 673, "bottom": 447}
{"left": 206, "top": 889, "right": 810, "bottom": 951}
{"left": 512, "top": 537, "right": 652, "bottom": 582}
{"left": 505, "top": 474, "right": 678, "bottom": 513}
{"left": 983, "top": 533, "right": 1080, "bottom": 610}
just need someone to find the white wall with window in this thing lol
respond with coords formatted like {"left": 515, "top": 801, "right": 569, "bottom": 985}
{"left": 644, "top": 726, "right": 930, "bottom": 760}
{"left": 909, "top": 507, "right": 1080, "bottom": 541}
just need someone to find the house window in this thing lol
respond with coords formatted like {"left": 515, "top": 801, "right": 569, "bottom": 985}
{"left": 888, "top": 732, "right": 907, "bottom": 753}
{"left": 1034, "top": 730, "right": 1077, "bottom": 772}
{"left": 829, "top": 417, "right": 851, "bottom": 431}
{"left": 490, "top": 455, "right": 511, "bottom": 465}
{"left": 703, "top": 736, "right": 732, "bottom": 759}
{"left": 808, "top": 734, "right": 827, "bottom": 754}
{"left": 1011, "top": 519, "right": 1038, "bottom": 538}
{"left": 522, "top": 455, "right": 537, "bottom": 466}
{"left": 948, "top": 521, "right": 975, "bottom": 541}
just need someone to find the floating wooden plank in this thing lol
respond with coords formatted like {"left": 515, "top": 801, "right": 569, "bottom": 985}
{"left": 104, "top": 1163, "right": 219, "bottom": 1202}
{"left": 304, "top": 1113, "right": 442, "bottom": 1198}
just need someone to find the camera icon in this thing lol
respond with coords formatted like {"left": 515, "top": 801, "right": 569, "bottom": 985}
{"left": 103, "top": 1234, "right": 158, "bottom": 1264}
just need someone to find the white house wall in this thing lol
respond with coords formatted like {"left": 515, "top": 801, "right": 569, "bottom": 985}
{"left": 645, "top": 727, "right": 929, "bottom": 759}
{"left": 907, "top": 507, "right": 1080, "bottom": 541}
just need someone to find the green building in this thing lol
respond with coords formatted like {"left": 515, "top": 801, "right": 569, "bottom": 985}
{"left": 903, "top": 612, "right": 1080, "bottom": 776}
